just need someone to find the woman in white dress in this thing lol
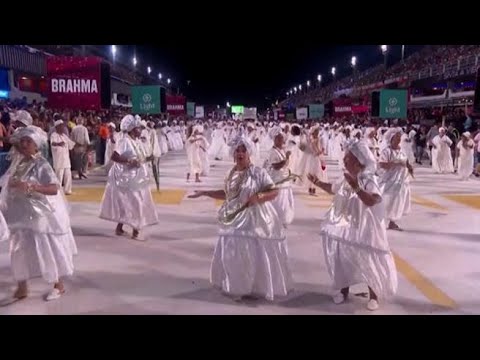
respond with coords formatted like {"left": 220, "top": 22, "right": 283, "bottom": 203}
{"left": 286, "top": 124, "right": 302, "bottom": 180}
{"left": 104, "top": 122, "right": 120, "bottom": 171}
{"left": 99, "top": 115, "right": 159, "bottom": 240}
{"left": 264, "top": 127, "right": 295, "bottom": 227}
{"left": 209, "top": 123, "right": 228, "bottom": 161}
{"left": 431, "top": 127, "right": 454, "bottom": 174}
{"left": 299, "top": 126, "right": 327, "bottom": 196}
{"left": 0, "top": 126, "right": 77, "bottom": 303}
{"left": 456, "top": 132, "right": 475, "bottom": 181}
{"left": 157, "top": 123, "right": 169, "bottom": 155}
{"left": 400, "top": 125, "right": 416, "bottom": 164}
{"left": 365, "top": 127, "right": 380, "bottom": 159}
{"left": 188, "top": 135, "right": 293, "bottom": 301}
{"left": 379, "top": 128, "right": 413, "bottom": 231}
{"left": 308, "top": 140, "right": 398, "bottom": 311}
{"left": 185, "top": 125, "right": 205, "bottom": 183}
{"left": 196, "top": 125, "right": 210, "bottom": 177}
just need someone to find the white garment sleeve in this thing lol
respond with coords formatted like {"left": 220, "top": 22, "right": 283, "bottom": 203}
{"left": 331, "top": 178, "right": 345, "bottom": 195}
{"left": 66, "top": 135, "right": 76, "bottom": 150}
{"left": 379, "top": 148, "right": 391, "bottom": 163}
{"left": 259, "top": 168, "right": 275, "bottom": 189}
{"left": 114, "top": 138, "right": 129, "bottom": 156}
{"left": 363, "top": 177, "right": 382, "bottom": 197}
{"left": 268, "top": 149, "right": 282, "bottom": 165}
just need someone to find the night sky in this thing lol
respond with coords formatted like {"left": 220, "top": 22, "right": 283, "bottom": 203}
{"left": 117, "top": 45, "right": 424, "bottom": 109}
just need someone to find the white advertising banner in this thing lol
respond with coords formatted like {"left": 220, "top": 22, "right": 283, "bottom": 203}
{"left": 296, "top": 107, "right": 308, "bottom": 120}
{"left": 195, "top": 106, "right": 205, "bottom": 118}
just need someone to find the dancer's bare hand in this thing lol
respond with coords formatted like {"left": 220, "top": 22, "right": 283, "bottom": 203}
{"left": 344, "top": 172, "right": 359, "bottom": 189}
{"left": 247, "top": 194, "right": 260, "bottom": 207}
{"left": 128, "top": 159, "right": 141, "bottom": 168}
{"left": 10, "top": 180, "right": 29, "bottom": 192}
{"left": 188, "top": 191, "right": 204, "bottom": 199}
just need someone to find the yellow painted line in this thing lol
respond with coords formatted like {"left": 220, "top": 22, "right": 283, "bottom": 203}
{"left": 393, "top": 252, "right": 457, "bottom": 309}
{"left": 442, "top": 194, "right": 480, "bottom": 210}
{"left": 412, "top": 195, "right": 448, "bottom": 212}
{"left": 67, "top": 187, "right": 186, "bottom": 205}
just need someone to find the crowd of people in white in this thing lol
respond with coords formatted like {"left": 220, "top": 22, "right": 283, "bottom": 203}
{"left": 0, "top": 108, "right": 477, "bottom": 311}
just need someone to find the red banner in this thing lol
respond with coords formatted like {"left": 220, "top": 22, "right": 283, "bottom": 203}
{"left": 47, "top": 57, "right": 103, "bottom": 110}
{"left": 333, "top": 106, "right": 352, "bottom": 116}
{"left": 351, "top": 105, "right": 369, "bottom": 114}
{"left": 166, "top": 95, "right": 186, "bottom": 115}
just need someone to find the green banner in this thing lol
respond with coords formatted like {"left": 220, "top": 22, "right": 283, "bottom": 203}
{"left": 132, "top": 86, "right": 162, "bottom": 114}
{"left": 379, "top": 89, "right": 408, "bottom": 119}
{"left": 309, "top": 104, "right": 324, "bottom": 118}
{"left": 187, "top": 102, "right": 196, "bottom": 117}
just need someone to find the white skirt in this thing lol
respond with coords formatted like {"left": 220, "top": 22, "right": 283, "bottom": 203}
{"left": 322, "top": 234, "right": 398, "bottom": 299}
{"left": 383, "top": 183, "right": 411, "bottom": 221}
{"left": 10, "top": 229, "right": 77, "bottom": 284}
{"left": 211, "top": 235, "right": 294, "bottom": 301}
{"left": 100, "top": 184, "right": 159, "bottom": 230}
{"left": 272, "top": 188, "right": 295, "bottom": 227}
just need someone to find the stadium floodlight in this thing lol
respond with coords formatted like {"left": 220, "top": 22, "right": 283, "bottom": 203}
{"left": 351, "top": 56, "right": 357, "bottom": 67}
{"left": 147, "top": 66, "right": 151, "bottom": 75}
{"left": 331, "top": 67, "right": 336, "bottom": 76}
{"left": 133, "top": 56, "right": 137, "bottom": 66}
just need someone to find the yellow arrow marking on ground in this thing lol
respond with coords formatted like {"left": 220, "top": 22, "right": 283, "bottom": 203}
{"left": 441, "top": 194, "right": 480, "bottom": 210}
{"left": 67, "top": 187, "right": 186, "bottom": 205}
{"left": 393, "top": 252, "right": 457, "bottom": 309}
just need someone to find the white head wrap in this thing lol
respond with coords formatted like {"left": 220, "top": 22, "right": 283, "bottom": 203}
{"left": 54, "top": 120, "right": 64, "bottom": 127}
{"left": 135, "top": 115, "right": 142, "bottom": 122}
{"left": 14, "top": 110, "right": 33, "bottom": 126}
{"left": 269, "top": 127, "right": 285, "bottom": 141}
{"left": 463, "top": 131, "right": 471, "bottom": 138}
{"left": 120, "top": 115, "right": 141, "bottom": 132}
{"left": 14, "top": 126, "right": 48, "bottom": 148}
{"left": 228, "top": 135, "right": 256, "bottom": 158}
{"left": 439, "top": 127, "right": 446, "bottom": 133}
{"left": 383, "top": 127, "right": 403, "bottom": 146}
{"left": 346, "top": 140, "right": 377, "bottom": 173}
{"left": 108, "top": 122, "right": 116, "bottom": 129}
{"left": 140, "top": 120, "right": 148, "bottom": 128}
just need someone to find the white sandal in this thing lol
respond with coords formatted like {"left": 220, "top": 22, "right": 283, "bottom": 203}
{"left": 333, "top": 292, "right": 346, "bottom": 304}
{"left": 45, "top": 288, "right": 65, "bottom": 302}
{"left": 367, "top": 299, "right": 379, "bottom": 311}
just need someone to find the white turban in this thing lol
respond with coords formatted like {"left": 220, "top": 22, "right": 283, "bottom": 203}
{"left": 439, "top": 127, "right": 446, "bottom": 133}
{"left": 120, "top": 115, "right": 141, "bottom": 132}
{"left": 463, "top": 131, "right": 471, "bottom": 138}
{"left": 14, "top": 110, "right": 33, "bottom": 126}
{"left": 228, "top": 135, "right": 256, "bottom": 158}
{"left": 383, "top": 127, "right": 403, "bottom": 146}
{"left": 54, "top": 120, "right": 64, "bottom": 127}
{"left": 108, "top": 122, "right": 116, "bottom": 128}
{"left": 346, "top": 140, "right": 377, "bottom": 173}
{"left": 135, "top": 115, "right": 142, "bottom": 122}
{"left": 269, "top": 127, "right": 285, "bottom": 141}
{"left": 14, "top": 126, "right": 48, "bottom": 148}
{"left": 140, "top": 120, "right": 147, "bottom": 128}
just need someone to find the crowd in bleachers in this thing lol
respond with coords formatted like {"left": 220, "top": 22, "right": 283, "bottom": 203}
{"left": 283, "top": 45, "right": 480, "bottom": 108}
